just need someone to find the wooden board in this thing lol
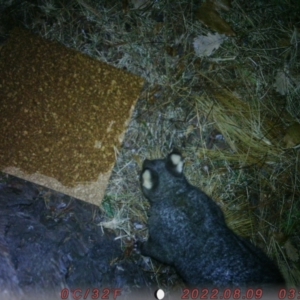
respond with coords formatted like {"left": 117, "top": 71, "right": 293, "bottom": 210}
{"left": 0, "top": 28, "right": 144, "bottom": 205}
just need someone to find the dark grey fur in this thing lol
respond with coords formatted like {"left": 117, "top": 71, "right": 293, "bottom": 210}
{"left": 139, "top": 150, "right": 285, "bottom": 289}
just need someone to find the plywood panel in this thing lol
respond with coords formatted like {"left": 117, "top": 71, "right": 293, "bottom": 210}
{"left": 0, "top": 28, "right": 144, "bottom": 205}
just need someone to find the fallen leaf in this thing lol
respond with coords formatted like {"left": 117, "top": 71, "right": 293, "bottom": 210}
{"left": 284, "top": 239, "right": 299, "bottom": 262}
{"left": 196, "top": 1, "right": 235, "bottom": 36}
{"left": 193, "top": 33, "right": 227, "bottom": 57}
{"left": 283, "top": 122, "right": 300, "bottom": 148}
{"left": 274, "top": 70, "right": 292, "bottom": 95}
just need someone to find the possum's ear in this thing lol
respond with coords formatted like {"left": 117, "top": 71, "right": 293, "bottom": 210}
{"left": 166, "top": 150, "right": 184, "bottom": 176}
{"left": 141, "top": 168, "right": 158, "bottom": 191}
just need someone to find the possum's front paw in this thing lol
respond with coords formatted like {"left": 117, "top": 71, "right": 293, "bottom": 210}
{"left": 133, "top": 240, "right": 144, "bottom": 255}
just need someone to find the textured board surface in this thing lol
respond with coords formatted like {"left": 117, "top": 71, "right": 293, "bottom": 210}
{"left": 0, "top": 28, "right": 144, "bottom": 205}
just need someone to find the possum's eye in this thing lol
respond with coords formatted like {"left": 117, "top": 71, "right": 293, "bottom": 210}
{"left": 142, "top": 169, "right": 153, "bottom": 189}
{"left": 166, "top": 151, "right": 184, "bottom": 176}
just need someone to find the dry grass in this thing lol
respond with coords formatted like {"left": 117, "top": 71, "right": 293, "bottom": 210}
{"left": 1, "top": 0, "right": 299, "bottom": 289}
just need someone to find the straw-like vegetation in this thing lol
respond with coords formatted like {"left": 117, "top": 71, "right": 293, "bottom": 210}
{"left": 1, "top": 0, "right": 299, "bottom": 289}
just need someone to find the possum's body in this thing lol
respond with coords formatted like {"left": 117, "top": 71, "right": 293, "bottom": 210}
{"left": 139, "top": 151, "right": 285, "bottom": 289}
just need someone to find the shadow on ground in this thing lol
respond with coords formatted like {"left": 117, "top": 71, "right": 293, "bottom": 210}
{"left": 0, "top": 172, "right": 162, "bottom": 300}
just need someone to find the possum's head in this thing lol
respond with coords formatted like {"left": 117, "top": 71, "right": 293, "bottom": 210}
{"left": 140, "top": 150, "right": 187, "bottom": 203}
